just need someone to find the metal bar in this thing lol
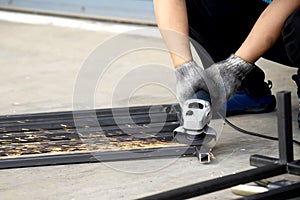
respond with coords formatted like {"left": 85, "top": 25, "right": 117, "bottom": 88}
{"left": 250, "top": 155, "right": 279, "bottom": 167}
{"left": 238, "top": 182, "right": 300, "bottom": 200}
{"left": 0, "top": 146, "right": 195, "bottom": 170}
{"left": 276, "top": 91, "right": 294, "bottom": 163}
{"left": 138, "top": 165, "right": 286, "bottom": 200}
{"left": 0, "top": 104, "right": 179, "bottom": 123}
{"left": 0, "top": 113, "right": 179, "bottom": 133}
{"left": 288, "top": 159, "right": 300, "bottom": 176}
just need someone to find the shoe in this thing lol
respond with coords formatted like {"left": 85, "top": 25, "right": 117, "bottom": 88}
{"left": 226, "top": 67, "right": 276, "bottom": 116}
{"left": 226, "top": 91, "right": 276, "bottom": 116}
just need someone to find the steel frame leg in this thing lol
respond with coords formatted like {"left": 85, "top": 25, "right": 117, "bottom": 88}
{"left": 250, "top": 91, "right": 300, "bottom": 175}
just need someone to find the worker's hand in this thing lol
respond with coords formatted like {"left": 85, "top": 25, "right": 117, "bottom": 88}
{"left": 175, "top": 61, "right": 207, "bottom": 103}
{"left": 204, "top": 54, "right": 255, "bottom": 108}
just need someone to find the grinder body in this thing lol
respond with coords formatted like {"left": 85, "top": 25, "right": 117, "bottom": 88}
{"left": 173, "top": 91, "right": 217, "bottom": 163}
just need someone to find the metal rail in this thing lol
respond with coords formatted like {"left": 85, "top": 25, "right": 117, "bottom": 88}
{"left": 0, "top": 146, "right": 196, "bottom": 170}
{"left": 0, "top": 104, "right": 180, "bottom": 132}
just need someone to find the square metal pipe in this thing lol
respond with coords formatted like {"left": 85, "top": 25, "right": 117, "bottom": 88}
{"left": 276, "top": 91, "right": 294, "bottom": 163}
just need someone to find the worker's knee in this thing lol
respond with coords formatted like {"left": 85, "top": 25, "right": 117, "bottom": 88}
{"left": 283, "top": 8, "right": 300, "bottom": 67}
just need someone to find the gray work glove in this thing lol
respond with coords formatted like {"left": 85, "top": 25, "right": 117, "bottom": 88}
{"left": 175, "top": 61, "right": 207, "bottom": 103}
{"left": 204, "top": 54, "right": 255, "bottom": 109}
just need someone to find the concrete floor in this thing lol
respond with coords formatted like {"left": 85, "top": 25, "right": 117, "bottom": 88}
{"left": 0, "top": 13, "right": 300, "bottom": 200}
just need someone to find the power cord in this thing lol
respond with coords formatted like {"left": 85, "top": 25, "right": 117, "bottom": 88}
{"left": 224, "top": 118, "right": 300, "bottom": 146}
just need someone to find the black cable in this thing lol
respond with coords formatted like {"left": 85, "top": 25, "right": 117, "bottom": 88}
{"left": 224, "top": 118, "right": 300, "bottom": 146}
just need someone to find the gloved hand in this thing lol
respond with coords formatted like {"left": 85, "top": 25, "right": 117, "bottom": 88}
{"left": 204, "top": 54, "right": 255, "bottom": 108}
{"left": 175, "top": 61, "right": 207, "bottom": 103}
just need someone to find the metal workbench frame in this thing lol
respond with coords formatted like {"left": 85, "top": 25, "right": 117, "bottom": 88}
{"left": 139, "top": 91, "right": 300, "bottom": 200}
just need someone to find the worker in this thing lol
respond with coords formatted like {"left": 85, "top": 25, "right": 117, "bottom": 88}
{"left": 153, "top": 0, "right": 300, "bottom": 121}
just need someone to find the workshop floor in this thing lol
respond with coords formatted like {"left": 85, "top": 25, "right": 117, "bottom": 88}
{"left": 0, "top": 12, "right": 299, "bottom": 200}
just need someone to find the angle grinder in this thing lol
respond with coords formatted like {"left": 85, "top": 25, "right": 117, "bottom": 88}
{"left": 173, "top": 90, "right": 217, "bottom": 163}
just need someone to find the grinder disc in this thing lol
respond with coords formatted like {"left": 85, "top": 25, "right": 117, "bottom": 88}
{"left": 173, "top": 126, "right": 217, "bottom": 146}
{"left": 174, "top": 131, "right": 206, "bottom": 146}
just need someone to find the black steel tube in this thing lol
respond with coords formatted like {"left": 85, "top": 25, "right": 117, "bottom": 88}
{"left": 250, "top": 155, "right": 279, "bottom": 167}
{"left": 138, "top": 164, "right": 286, "bottom": 200}
{"left": 0, "top": 104, "right": 180, "bottom": 133}
{"left": 288, "top": 159, "right": 300, "bottom": 176}
{"left": 0, "top": 146, "right": 196, "bottom": 170}
{"left": 238, "top": 182, "right": 300, "bottom": 200}
{"left": 0, "top": 113, "right": 179, "bottom": 133}
{"left": 0, "top": 104, "right": 179, "bottom": 123}
{"left": 276, "top": 91, "right": 294, "bottom": 163}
